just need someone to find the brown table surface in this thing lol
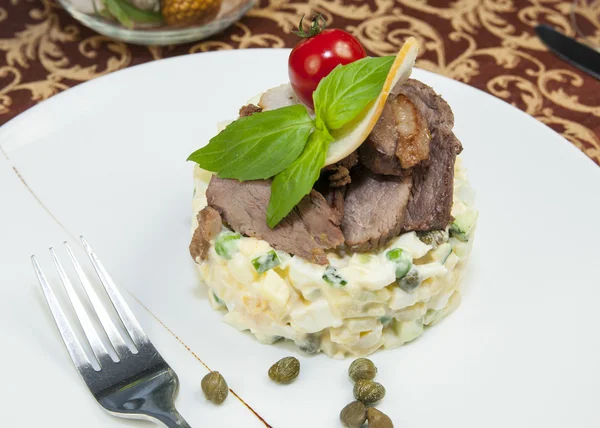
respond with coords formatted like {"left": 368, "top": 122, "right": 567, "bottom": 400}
{"left": 1, "top": 0, "right": 599, "bottom": 165}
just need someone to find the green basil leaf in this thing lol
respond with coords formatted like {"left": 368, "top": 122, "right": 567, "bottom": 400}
{"left": 267, "top": 127, "right": 334, "bottom": 228}
{"left": 188, "top": 105, "right": 314, "bottom": 181}
{"left": 313, "top": 56, "right": 395, "bottom": 130}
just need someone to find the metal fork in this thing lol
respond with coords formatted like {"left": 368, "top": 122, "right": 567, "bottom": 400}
{"left": 32, "top": 236, "right": 191, "bottom": 427}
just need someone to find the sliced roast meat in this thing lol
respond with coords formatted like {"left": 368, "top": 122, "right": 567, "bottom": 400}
{"left": 190, "top": 206, "right": 222, "bottom": 262}
{"left": 207, "top": 176, "right": 344, "bottom": 265}
{"left": 349, "top": 79, "right": 461, "bottom": 241}
{"left": 322, "top": 186, "right": 346, "bottom": 221}
{"left": 342, "top": 168, "right": 412, "bottom": 252}
{"left": 239, "top": 104, "right": 262, "bottom": 117}
{"left": 392, "top": 94, "right": 431, "bottom": 169}
{"left": 327, "top": 165, "right": 352, "bottom": 188}
{"left": 323, "top": 151, "right": 359, "bottom": 187}
{"left": 394, "top": 79, "right": 456, "bottom": 136}
{"left": 396, "top": 80, "right": 463, "bottom": 231}
{"left": 401, "top": 130, "right": 461, "bottom": 231}
{"left": 202, "top": 79, "right": 462, "bottom": 260}
{"left": 359, "top": 102, "right": 403, "bottom": 176}
{"left": 360, "top": 94, "right": 431, "bottom": 175}
{"left": 318, "top": 152, "right": 358, "bottom": 215}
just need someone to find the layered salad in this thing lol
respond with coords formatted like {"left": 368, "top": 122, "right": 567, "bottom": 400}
{"left": 187, "top": 26, "right": 478, "bottom": 358}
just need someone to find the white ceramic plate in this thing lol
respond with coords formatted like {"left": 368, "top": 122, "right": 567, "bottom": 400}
{"left": 1, "top": 49, "right": 599, "bottom": 428}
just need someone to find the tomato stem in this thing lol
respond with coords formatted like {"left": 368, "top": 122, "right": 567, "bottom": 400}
{"left": 293, "top": 14, "right": 327, "bottom": 38}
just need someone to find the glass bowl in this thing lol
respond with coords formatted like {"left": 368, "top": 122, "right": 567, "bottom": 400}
{"left": 57, "top": 0, "right": 256, "bottom": 45}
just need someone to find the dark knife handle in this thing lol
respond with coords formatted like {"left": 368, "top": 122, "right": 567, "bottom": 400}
{"left": 535, "top": 24, "right": 600, "bottom": 81}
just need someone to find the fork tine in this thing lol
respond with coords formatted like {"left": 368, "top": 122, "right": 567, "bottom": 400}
{"left": 80, "top": 236, "right": 148, "bottom": 349}
{"left": 32, "top": 255, "right": 95, "bottom": 372}
{"left": 50, "top": 248, "right": 115, "bottom": 365}
{"left": 64, "top": 242, "right": 130, "bottom": 357}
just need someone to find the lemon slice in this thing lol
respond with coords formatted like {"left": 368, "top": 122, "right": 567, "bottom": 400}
{"left": 324, "top": 37, "right": 419, "bottom": 166}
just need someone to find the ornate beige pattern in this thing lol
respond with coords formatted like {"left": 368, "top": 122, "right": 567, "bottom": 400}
{"left": 0, "top": 0, "right": 598, "bottom": 164}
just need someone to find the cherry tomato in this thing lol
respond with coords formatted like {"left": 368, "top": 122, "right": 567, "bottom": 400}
{"left": 288, "top": 23, "right": 366, "bottom": 110}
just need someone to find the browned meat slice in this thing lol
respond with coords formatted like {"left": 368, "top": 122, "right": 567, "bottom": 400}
{"left": 238, "top": 104, "right": 262, "bottom": 117}
{"left": 359, "top": 102, "right": 403, "bottom": 176}
{"left": 341, "top": 168, "right": 412, "bottom": 252}
{"left": 328, "top": 166, "right": 352, "bottom": 187}
{"left": 393, "top": 79, "right": 457, "bottom": 136}
{"left": 207, "top": 176, "right": 344, "bottom": 265}
{"left": 316, "top": 151, "right": 357, "bottom": 218}
{"left": 360, "top": 94, "right": 431, "bottom": 174}
{"left": 190, "top": 206, "right": 222, "bottom": 262}
{"left": 323, "top": 151, "right": 359, "bottom": 187}
{"left": 396, "top": 80, "right": 463, "bottom": 231}
{"left": 322, "top": 186, "right": 346, "bottom": 220}
{"left": 401, "top": 130, "right": 461, "bottom": 231}
{"left": 392, "top": 94, "right": 431, "bottom": 169}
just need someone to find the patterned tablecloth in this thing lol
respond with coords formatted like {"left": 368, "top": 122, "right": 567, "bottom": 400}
{"left": 1, "top": 0, "right": 599, "bottom": 165}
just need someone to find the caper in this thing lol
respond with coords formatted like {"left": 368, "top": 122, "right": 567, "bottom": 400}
{"left": 348, "top": 358, "right": 377, "bottom": 382}
{"left": 418, "top": 230, "right": 448, "bottom": 247}
{"left": 398, "top": 268, "right": 421, "bottom": 292}
{"left": 268, "top": 356, "right": 300, "bottom": 384}
{"left": 201, "top": 371, "right": 228, "bottom": 404}
{"left": 367, "top": 407, "right": 393, "bottom": 427}
{"left": 340, "top": 401, "right": 367, "bottom": 428}
{"left": 353, "top": 379, "right": 386, "bottom": 406}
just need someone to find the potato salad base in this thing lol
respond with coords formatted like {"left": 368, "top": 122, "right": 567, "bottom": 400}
{"left": 191, "top": 158, "right": 477, "bottom": 359}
